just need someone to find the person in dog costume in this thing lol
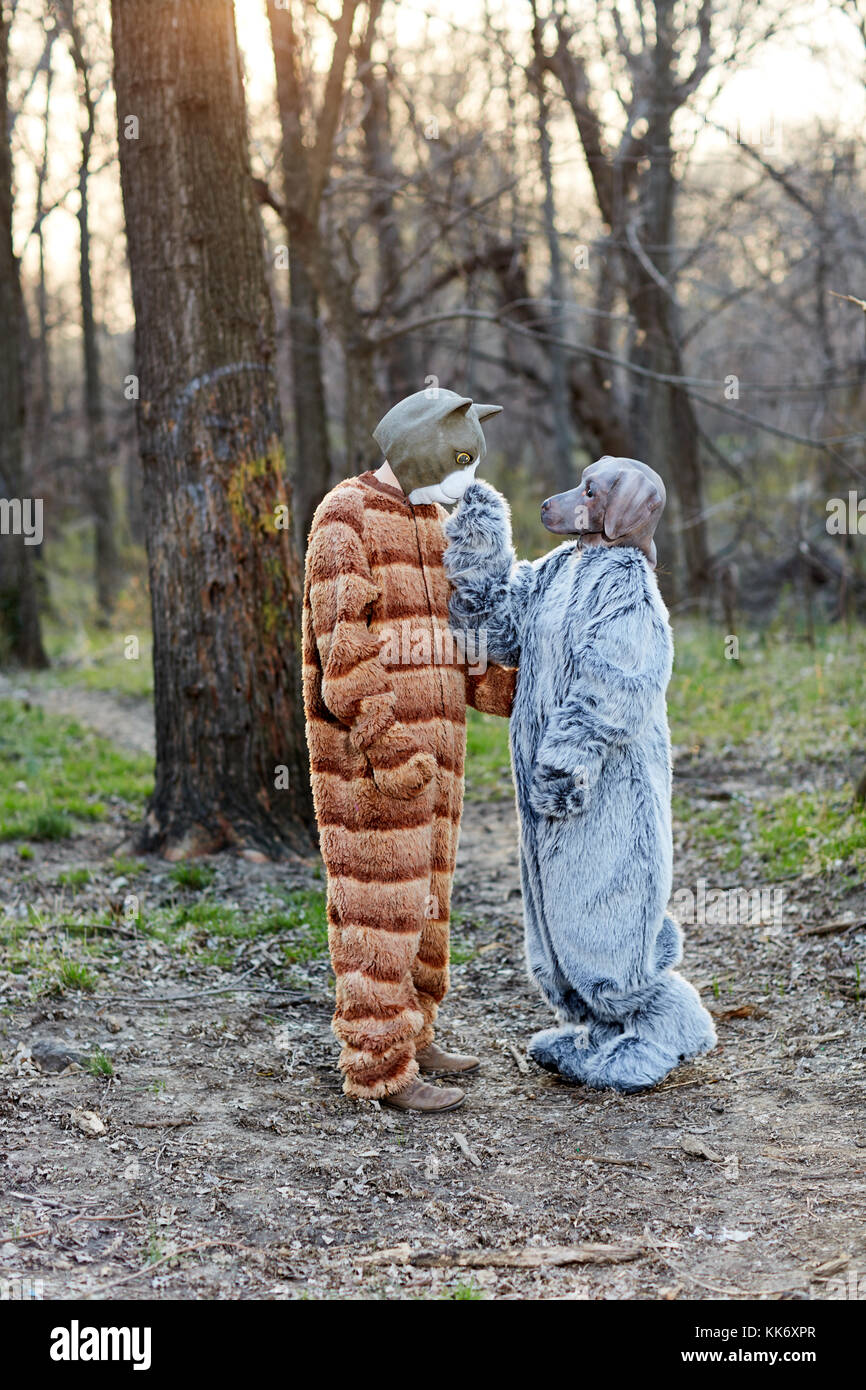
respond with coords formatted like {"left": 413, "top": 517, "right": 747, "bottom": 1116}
{"left": 443, "top": 457, "right": 716, "bottom": 1092}
{"left": 302, "top": 389, "right": 515, "bottom": 1112}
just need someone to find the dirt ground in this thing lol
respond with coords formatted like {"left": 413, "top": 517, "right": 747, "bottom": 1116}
{"left": 1, "top": 683, "right": 864, "bottom": 1301}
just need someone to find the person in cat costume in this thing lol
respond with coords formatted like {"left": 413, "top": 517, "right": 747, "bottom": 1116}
{"left": 444, "top": 457, "right": 716, "bottom": 1092}
{"left": 302, "top": 389, "right": 515, "bottom": 1112}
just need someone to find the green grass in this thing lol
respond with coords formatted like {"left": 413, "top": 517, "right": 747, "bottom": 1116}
{"left": 439, "top": 1280, "right": 484, "bottom": 1300}
{"left": 0, "top": 700, "right": 153, "bottom": 842}
{"left": 169, "top": 863, "right": 215, "bottom": 891}
{"left": 755, "top": 789, "right": 866, "bottom": 878}
{"left": 464, "top": 709, "right": 512, "bottom": 800}
{"left": 87, "top": 1049, "right": 115, "bottom": 1078}
{"left": 40, "top": 520, "right": 153, "bottom": 696}
{"left": 465, "top": 624, "right": 866, "bottom": 882}
{"left": 672, "top": 796, "right": 745, "bottom": 872}
{"left": 669, "top": 622, "right": 866, "bottom": 760}
{"left": 43, "top": 958, "right": 98, "bottom": 996}
{"left": 58, "top": 867, "right": 92, "bottom": 889}
{"left": 109, "top": 855, "right": 146, "bottom": 877}
{"left": 143, "top": 888, "right": 329, "bottom": 968}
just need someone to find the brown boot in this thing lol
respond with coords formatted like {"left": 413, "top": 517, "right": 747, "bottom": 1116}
{"left": 381, "top": 1077, "right": 465, "bottom": 1113}
{"left": 415, "top": 1041, "right": 480, "bottom": 1074}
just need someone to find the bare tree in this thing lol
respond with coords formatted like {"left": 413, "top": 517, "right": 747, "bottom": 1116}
{"left": 58, "top": 0, "right": 119, "bottom": 626}
{"left": 0, "top": 2, "right": 48, "bottom": 668}
{"left": 111, "top": 0, "right": 313, "bottom": 858}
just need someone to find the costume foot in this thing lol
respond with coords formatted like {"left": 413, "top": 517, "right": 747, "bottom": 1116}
{"left": 577, "top": 1034, "right": 683, "bottom": 1093}
{"left": 381, "top": 1078, "right": 465, "bottom": 1112}
{"left": 528, "top": 1024, "right": 593, "bottom": 1077}
{"left": 415, "top": 1042, "right": 479, "bottom": 1074}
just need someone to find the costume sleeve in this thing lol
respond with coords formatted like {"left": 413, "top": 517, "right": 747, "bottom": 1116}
{"left": 307, "top": 489, "right": 435, "bottom": 799}
{"left": 307, "top": 493, "right": 396, "bottom": 752}
{"left": 443, "top": 480, "right": 534, "bottom": 667}
{"left": 464, "top": 664, "right": 517, "bottom": 718}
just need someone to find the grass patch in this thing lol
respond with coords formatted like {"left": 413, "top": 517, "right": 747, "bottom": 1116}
{"left": 143, "top": 888, "right": 329, "bottom": 968}
{"left": 0, "top": 700, "right": 153, "bottom": 842}
{"left": 58, "top": 867, "right": 92, "bottom": 889}
{"left": 169, "top": 863, "right": 215, "bottom": 891}
{"left": 672, "top": 796, "right": 745, "bottom": 872}
{"left": 755, "top": 789, "right": 866, "bottom": 879}
{"left": 669, "top": 622, "right": 866, "bottom": 760}
{"left": 109, "top": 855, "right": 146, "bottom": 877}
{"left": 38, "top": 957, "right": 99, "bottom": 996}
{"left": 87, "top": 1049, "right": 115, "bottom": 1078}
{"left": 440, "top": 1280, "right": 484, "bottom": 1300}
{"left": 464, "top": 709, "right": 511, "bottom": 801}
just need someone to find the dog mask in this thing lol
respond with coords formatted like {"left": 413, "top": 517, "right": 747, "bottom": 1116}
{"left": 540, "top": 456, "right": 666, "bottom": 567}
{"left": 372, "top": 389, "right": 502, "bottom": 504}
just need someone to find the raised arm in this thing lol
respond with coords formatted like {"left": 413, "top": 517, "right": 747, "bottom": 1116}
{"left": 443, "top": 480, "right": 534, "bottom": 667}
{"left": 531, "top": 553, "right": 673, "bottom": 819}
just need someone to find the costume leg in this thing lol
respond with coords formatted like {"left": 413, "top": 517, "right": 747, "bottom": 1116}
{"left": 410, "top": 863, "right": 452, "bottom": 1051}
{"left": 327, "top": 875, "right": 429, "bottom": 1099}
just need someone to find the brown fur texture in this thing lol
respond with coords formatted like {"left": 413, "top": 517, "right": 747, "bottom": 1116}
{"left": 303, "top": 472, "right": 515, "bottom": 1098}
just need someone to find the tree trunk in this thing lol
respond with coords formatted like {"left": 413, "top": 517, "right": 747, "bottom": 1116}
{"left": 266, "top": 0, "right": 332, "bottom": 545}
{"left": 359, "top": 58, "right": 417, "bottom": 400}
{"left": 60, "top": 1, "right": 120, "bottom": 627}
{"left": 111, "top": 0, "right": 313, "bottom": 859}
{"left": 0, "top": 12, "right": 48, "bottom": 669}
{"left": 530, "top": 11, "right": 574, "bottom": 490}
{"left": 625, "top": 0, "right": 709, "bottom": 602}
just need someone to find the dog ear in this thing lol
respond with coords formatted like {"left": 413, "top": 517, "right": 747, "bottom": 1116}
{"left": 603, "top": 467, "right": 664, "bottom": 542}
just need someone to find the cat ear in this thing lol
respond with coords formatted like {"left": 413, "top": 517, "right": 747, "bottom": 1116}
{"left": 472, "top": 403, "right": 503, "bottom": 422}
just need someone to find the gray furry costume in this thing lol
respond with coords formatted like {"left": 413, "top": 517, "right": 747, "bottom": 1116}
{"left": 443, "top": 460, "right": 716, "bottom": 1092}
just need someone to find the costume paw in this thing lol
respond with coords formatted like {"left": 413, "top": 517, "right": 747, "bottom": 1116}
{"left": 373, "top": 750, "right": 436, "bottom": 800}
{"left": 577, "top": 1034, "right": 681, "bottom": 1093}
{"left": 443, "top": 481, "right": 508, "bottom": 553}
{"left": 529, "top": 764, "right": 587, "bottom": 819}
{"left": 528, "top": 1024, "right": 592, "bottom": 1079}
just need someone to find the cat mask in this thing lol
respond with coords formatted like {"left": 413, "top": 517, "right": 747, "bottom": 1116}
{"left": 372, "top": 389, "right": 502, "bottom": 504}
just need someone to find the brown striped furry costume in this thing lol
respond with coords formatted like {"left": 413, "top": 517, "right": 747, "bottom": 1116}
{"left": 303, "top": 471, "right": 515, "bottom": 1098}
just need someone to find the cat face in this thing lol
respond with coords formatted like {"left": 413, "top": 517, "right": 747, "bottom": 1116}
{"left": 372, "top": 389, "right": 502, "bottom": 501}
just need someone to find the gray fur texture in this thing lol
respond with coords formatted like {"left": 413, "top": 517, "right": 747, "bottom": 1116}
{"left": 444, "top": 480, "right": 716, "bottom": 1092}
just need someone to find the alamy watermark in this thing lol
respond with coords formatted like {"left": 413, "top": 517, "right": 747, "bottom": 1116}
{"left": 0, "top": 498, "right": 43, "bottom": 546}
{"left": 672, "top": 876, "right": 784, "bottom": 926}
{"left": 826, "top": 492, "right": 866, "bottom": 535}
{"left": 377, "top": 620, "right": 487, "bottom": 676}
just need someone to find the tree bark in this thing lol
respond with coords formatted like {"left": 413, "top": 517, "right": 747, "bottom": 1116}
{"left": 530, "top": 6, "right": 574, "bottom": 490}
{"left": 0, "top": 11, "right": 48, "bottom": 669}
{"left": 111, "top": 0, "right": 313, "bottom": 858}
{"left": 60, "top": 0, "right": 120, "bottom": 627}
{"left": 547, "top": 2, "right": 712, "bottom": 602}
{"left": 266, "top": 0, "right": 332, "bottom": 547}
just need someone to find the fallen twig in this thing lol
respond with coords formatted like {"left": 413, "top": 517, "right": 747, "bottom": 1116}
{"left": 89, "top": 1239, "right": 246, "bottom": 1294}
{"left": 453, "top": 1132, "right": 482, "bottom": 1168}
{"left": 127, "top": 1117, "right": 199, "bottom": 1130}
{"left": 360, "top": 1241, "right": 644, "bottom": 1269}
{"left": 505, "top": 1041, "right": 529, "bottom": 1074}
{"left": 800, "top": 916, "right": 866, "bottom": 937}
